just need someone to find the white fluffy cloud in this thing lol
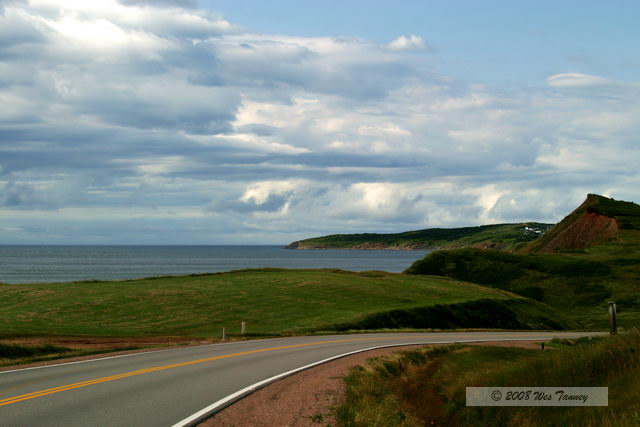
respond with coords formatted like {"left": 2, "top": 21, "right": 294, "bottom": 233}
{"left": 388, "top": 34, "right": 427, "bottom": 51}
{"left": 0, "top": 1, "right": 639, "bottom": 244}
{"left": 546, "top": 73, "right": 613, "bottom": 87}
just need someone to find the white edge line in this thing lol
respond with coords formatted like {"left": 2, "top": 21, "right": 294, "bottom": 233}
{"left": 171, "top": 337, "right": 570, "bottom": 427}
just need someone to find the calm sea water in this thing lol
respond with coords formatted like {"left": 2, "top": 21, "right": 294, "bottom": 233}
{"left": 0, "top": 245, "right": 430, "bottom": 284}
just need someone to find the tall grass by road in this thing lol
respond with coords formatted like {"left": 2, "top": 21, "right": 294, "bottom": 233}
{"left": 337, "top": 331, "right": 640, "bottom": 426}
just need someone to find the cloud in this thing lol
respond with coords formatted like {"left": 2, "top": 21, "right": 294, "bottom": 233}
{"left": 1, "top": 181, "right": 38, "bottom": 207}
{"left": 118, "top": 0, "right": 197, "bottom": 8}
{"left": 0, "top": 5, "right": 45, "bottom": 49}
{"left": 388, "top": 34, "right": 427, "bottom": 51}
{"left": 213, "top": 193, "right": 289, "bottom": 214}
{"left": 0, "top": 1, "right": 639, "bottom": 244}
{"left": 545, "top": 73, "right": 613, "bottom": 87}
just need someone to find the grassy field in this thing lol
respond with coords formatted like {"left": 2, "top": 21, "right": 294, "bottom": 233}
{"left": 287, "top": 223, "right": 552, "bottom": 250}
{"left": 337, "top": 332, "right": 640, "bottom": 426}
{"left": 0, "top": 268, "right": 535, "bottom": 338}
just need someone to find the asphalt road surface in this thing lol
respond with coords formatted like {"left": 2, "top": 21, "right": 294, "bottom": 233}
{"left": 0, "top": 331, "right": 605, "bottom": 426}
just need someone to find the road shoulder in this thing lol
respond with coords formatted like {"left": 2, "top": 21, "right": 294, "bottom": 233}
{"left": 202, "top": 340, "right": 545, "bottom": 426}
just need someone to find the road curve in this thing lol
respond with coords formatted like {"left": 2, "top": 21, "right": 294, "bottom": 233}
{"left": 0, "top": 331, "right": 604, "bottom": 426}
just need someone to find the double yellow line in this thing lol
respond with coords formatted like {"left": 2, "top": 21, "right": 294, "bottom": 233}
{"left": 1, "top": 333, "right": 546, "bottom": 407}
{"left": 0, "top": 336, "right": 401, "bottom": 407}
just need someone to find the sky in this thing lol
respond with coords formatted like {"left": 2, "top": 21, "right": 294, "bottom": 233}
{"left": 1, "top": 0, "right": 639, "bottom": 245}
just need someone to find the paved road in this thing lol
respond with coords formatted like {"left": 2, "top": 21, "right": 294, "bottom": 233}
{"left": 0, "top": 331, "right": 605, "bottom": 426}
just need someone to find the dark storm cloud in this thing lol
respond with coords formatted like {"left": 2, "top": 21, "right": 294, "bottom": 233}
{"left": 0, "top": 123, "right": 258, "bottom": 177}
{"left": 80, "top": 94, "right": 238, "bottom": 135}
{"left": 1, "top": 181, "right": 37, "bottom": 207}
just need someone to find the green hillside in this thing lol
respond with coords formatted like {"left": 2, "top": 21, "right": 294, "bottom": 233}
{"left": 526, "top": 193, "right": 640, "bottom": 253}
{"left": 406, "top": 194, "right": 640, "bottom": 329}
{"left": 287, "top": 222, "right": 553, "bottom": 251}
{"left": 0, "top": 269, "right": 568, "bottom": 338}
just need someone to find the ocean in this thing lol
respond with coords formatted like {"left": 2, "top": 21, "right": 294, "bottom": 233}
{"left": 0, "top": 245, "right": 430, "bottom": 284}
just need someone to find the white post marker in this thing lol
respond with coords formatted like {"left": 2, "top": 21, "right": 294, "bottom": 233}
{"left": 222, "top": 327, "right": 226, "bottom": 340}
{"left": 608, "top": 301, "right": 617, "bottom": 335}
{"left": 241, "top": 321, "right": 246, "bottom": 336}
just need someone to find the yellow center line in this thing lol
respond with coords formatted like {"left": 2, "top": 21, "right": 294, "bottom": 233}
{"left": 0, "top": 333, "right": 548, "bottom": 407}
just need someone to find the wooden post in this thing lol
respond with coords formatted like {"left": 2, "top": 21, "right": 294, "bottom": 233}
{"left": 222, "top": 327, "right": 226, "bottom": 340}
{"left": 241, "top": 321, "right": 246, "bottom": 336}
{"left": 608, "top": 301, "right": 617, "bottom": 335}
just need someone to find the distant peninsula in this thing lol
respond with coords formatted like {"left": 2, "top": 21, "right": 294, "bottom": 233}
{"left": 286, "top": 222, "right": 554, "bottom": 251}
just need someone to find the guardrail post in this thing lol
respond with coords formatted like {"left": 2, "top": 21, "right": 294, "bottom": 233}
{"left": 608, "top": 301, "right": 617, "bottom": 335}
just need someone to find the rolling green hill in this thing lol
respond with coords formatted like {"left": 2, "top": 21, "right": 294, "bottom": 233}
{"left": 287, "top": 222, "right": 553, "bottom": 251}
{"left": 0, "top": 269, "right": 569, "bottom": 338}
{"left": 406, "top": 194, "right": 640, "bottom": 329}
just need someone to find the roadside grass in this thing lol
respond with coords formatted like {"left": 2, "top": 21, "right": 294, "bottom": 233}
{"left": 0, "top": 343, "right": 72, "bottom": 359}
{"left": 0, "top": 269, "right": 530, "bottom": 338}
{"left": 0, "top": 343, "right": 142, "bottom": 367}
{"left": 336, "top": 331, "right": 640, "bottom": 426}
